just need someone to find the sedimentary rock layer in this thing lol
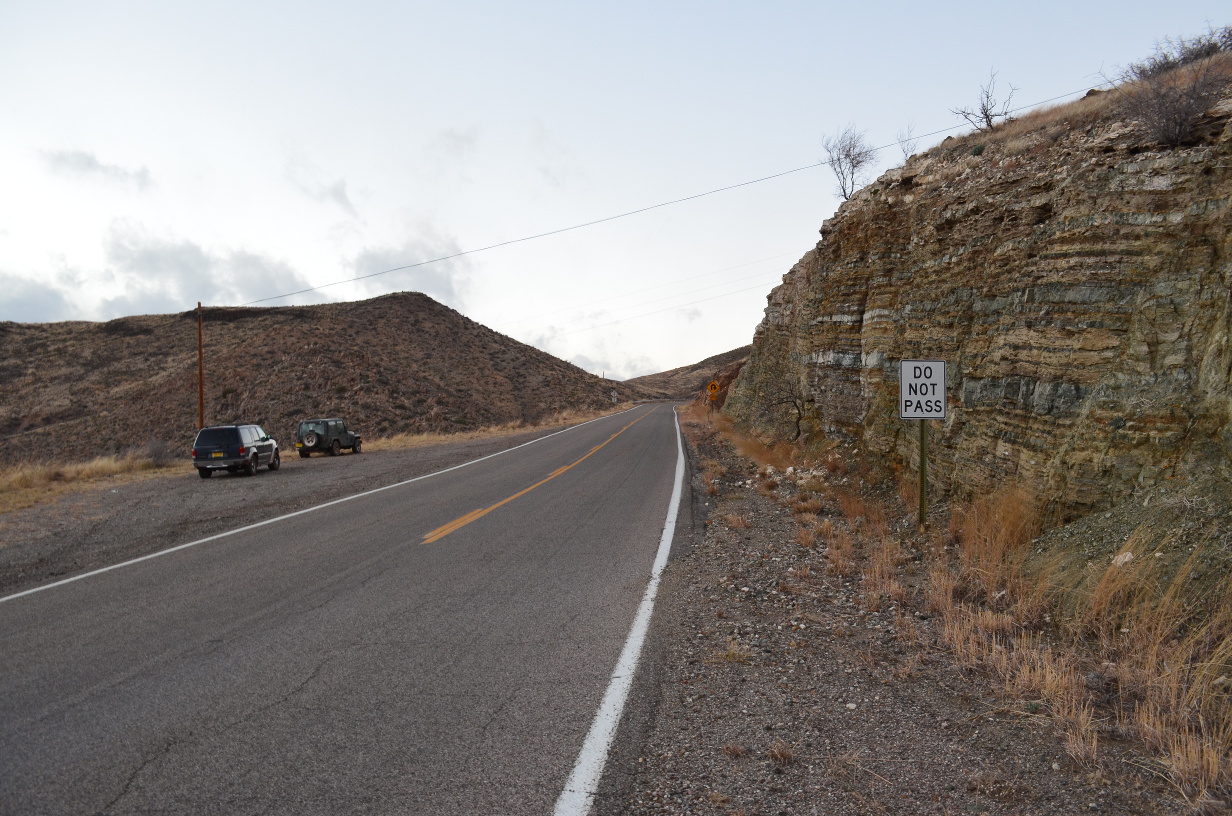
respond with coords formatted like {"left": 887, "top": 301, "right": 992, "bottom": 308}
{"left": 727, "top": 93, "right": 1232, "bottom": 515}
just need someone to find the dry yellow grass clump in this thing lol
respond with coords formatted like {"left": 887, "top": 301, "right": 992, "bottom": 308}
{"left": 366, "top": 405, "right": 629, "bottom": 452}
{"left": 0, "top": 454, "right": 176, "bottom": 515}
{"left": 930, "top": 484, "right": 1232, "bottom": 806}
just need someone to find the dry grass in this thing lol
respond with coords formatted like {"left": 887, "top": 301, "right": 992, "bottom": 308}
{"left": 826, "top": 527, "right": 858, "bottom": 578}
{"left": 928, "top": 484, "right": 1232, "bottom": 800}
{"left": 721, "top": 513, "right": 751, "bottom": 530}
{"left": 714, "top": 638, "right": 752, "bottom": 665}
{"left": 0, "top": 454, "right": 178, "bottom": 516}
{"left": 767, "top": 739, "right": 795, "bottom": 768}
{"left": 367, "top": 405, "right": 628, "bottom": 452}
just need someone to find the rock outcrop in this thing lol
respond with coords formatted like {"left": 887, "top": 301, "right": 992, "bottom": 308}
{"left": 726, "top": 88, "right": 1232, "bottom": 516}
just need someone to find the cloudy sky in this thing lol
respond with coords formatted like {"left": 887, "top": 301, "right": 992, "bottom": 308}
{"left": 1, "top": 2, "right": 1225, "bottom": 378}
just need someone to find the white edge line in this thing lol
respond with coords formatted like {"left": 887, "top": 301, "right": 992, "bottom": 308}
{"left": 0, "top": 407, "right": 640, "bottom": 605}
{"left": 554, "top": 406, "right": 685, "bottom": 816}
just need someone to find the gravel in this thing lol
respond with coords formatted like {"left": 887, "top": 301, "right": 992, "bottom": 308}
{"left": 593, "top": 423, "right": 1189, "bottom": 815}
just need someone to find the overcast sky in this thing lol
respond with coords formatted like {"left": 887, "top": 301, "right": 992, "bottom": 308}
{"left": 1, "top": 2, "right": 1226, "bottom": 378}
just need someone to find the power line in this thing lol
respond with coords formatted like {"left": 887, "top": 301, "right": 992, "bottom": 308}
{"left": 553, "top": 280, "right": 780, "bottom": 338}
{"left": 242, "top": 80, "right": 1113, "bottom": 308}
{"left": 241, "top": 165, "right": 823, "bottom": 306}
{"left": 523, "top": 268, "right": 786, "bottom": 334}
{"left": 504, "top": 250, "right": 799, "bottom": 326}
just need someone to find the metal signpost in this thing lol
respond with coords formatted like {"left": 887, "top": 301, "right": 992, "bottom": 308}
{"left": 899, "top": 360, "right": 946, "bottom": 531}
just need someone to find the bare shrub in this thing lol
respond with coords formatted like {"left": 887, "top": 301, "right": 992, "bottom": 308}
{"left": 1114, "top": 28, "right": 1232, "bottom": 146}
{"left": 822, "top": 124, "right": 876, "bottom": 200}
{"left": 721, "top": 513, "right": 751, "bottom": 530}
{"left": 767, "top": 739, "right": 795, "bottom": 768}
{"left": 952, "top": 69, "right": 1018, "bottom": 131}
{"left": 896, "top": 123, "right": 919, "bottom": 161}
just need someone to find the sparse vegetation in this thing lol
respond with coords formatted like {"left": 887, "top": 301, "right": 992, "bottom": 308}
{"left": 1114, "top": 28, "right": 1232, "bottom": 146}
{"left": 951, "top": 69, "right": 1018, "bottom": 132}
{"left": 822, "top": 124, "right": 876, "bottom": 200}
{"left": 0, "top": 449, "right": 178, "bottom": 514}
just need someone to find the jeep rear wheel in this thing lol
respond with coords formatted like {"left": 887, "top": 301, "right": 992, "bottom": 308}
{"left": 352, "top": 439, "right": 362, "bottom": 454}
{"left": 298, "top": 450, "right": 310, "bottom": 458}
{"left": 330, "top": 439, "right": 341, "bottom": 456}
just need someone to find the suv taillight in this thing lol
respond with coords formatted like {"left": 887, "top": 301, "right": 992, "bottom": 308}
{"left": 191, "top": 449, "right": 196, "bottom": 457}
{"left": 238, "top": 445, "right": 246, "bottom": 455}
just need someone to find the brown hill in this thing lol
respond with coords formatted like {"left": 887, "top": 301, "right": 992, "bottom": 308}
{"left": 726, "top": 63, "right": 1232, "bottom": 518}
{"left": 624, "top": 346, "right": 750, "bottom": 399}
{"left": 0, "top": 292, "right": 643, "bottom": 465}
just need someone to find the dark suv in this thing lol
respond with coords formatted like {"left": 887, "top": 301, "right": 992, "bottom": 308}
{"left": 295, "top": 418, "right": 362, "bottom": 457}
{"left": 192, "top": 425, "right": 281, "bottom": 478}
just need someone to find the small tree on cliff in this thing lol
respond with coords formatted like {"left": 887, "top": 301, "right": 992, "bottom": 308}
{"left": 951, "top": 69, "right": 1018, "bottom": 131}
{"left": 822, "top": 125, "right": 876, "bottom": 201}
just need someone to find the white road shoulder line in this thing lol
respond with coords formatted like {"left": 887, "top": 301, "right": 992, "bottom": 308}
{"left": 0, "top": 408, "right": 639, "bottom": 605}
{"left": 554, "top": 406, "right": 685, "bottom": 816}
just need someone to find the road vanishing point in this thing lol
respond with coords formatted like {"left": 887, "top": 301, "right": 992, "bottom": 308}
{"left": 1, "top": 404, "right": 686, "bottom": 815}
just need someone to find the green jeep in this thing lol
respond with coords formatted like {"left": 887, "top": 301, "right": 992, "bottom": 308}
{"left": 295, "top": 418, "right": 362, "bottom": 457}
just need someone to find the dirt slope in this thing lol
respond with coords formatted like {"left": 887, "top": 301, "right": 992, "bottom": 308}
{"left": 625, "top": 346, "right": 750, "bottom": 399}
{"left": 0, "top": 292, "right": 642, "bottom": 465}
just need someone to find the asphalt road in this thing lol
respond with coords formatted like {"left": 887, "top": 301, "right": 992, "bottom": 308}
{"left": 0, "top": 404, "right": 686, "bottom": 815}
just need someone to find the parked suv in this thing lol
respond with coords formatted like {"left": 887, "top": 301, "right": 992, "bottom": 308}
{"left": 295, "top": 418, "right": 362, "bottom": 457}
{"left": 192, "top": 424, "right": 281, "bottom": 478}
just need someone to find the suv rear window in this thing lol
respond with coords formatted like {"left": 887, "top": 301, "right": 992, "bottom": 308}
{"left": 195, "top": 427, "right": 241, "bottom": 446}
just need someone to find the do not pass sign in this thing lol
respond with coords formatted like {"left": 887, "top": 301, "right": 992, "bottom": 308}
{"left": 900, "top": 360, "right": 947, "bottom": 419}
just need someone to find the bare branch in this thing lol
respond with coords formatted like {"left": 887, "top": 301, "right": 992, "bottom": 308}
{"left": 895, "top": 123, "right": 919, "bottom": 162}
{"left": 951, "top": 70, "right": 1018, "bottom": 132}
{"left": 822, "top": 125, "right": 875, "bottom": 201}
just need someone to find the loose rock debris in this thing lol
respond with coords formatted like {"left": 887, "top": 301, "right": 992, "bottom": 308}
{"left": 595, "top": 422, "right": 1188, "bottom": 816}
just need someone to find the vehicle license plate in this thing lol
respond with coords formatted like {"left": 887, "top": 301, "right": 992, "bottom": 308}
{"left": 212, "top": 452, "right": 224, "bottom": 458}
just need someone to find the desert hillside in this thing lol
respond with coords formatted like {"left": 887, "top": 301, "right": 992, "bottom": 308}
{"left": 727, "top": 59, "right": 1232, "bottom": 518}
{"left": 0, "top": 292, "right": 645, "bottom": 465}
{"left": 624, "top": 345, "right": 750, "bottom": 399}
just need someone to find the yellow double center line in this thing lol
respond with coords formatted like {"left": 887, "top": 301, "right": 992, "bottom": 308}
{"left": 422, "top": 409, "right": 655, "bottom": 544}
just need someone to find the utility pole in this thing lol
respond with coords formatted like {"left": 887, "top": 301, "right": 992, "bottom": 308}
{"left": 197, "top": 302, "right": 205, "bottom": 429}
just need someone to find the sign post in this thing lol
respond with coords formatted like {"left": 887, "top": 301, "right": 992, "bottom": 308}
{"left": 899, "top": 360, "right": 946, "bottom": 531}
{"left": 706, "top": 380, "right": 720, "bottom": 413}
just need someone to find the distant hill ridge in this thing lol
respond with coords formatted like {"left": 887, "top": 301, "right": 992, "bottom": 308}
{"left": 625, "top": 346, "right": 750, "bottom": 399}
{"left": 0, "top": 292, "right": 651, "bottom": 465}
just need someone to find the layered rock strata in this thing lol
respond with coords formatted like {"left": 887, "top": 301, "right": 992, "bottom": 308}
{"left": 726, "top": 93, "right": 1232, "bottom": 515}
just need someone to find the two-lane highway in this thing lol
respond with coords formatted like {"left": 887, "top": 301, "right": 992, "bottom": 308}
{"left": 1, "top": 404, "right": 684, "bottom": 815}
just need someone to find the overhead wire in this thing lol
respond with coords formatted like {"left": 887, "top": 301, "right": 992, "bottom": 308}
{"left": 503, "top": 249, "right": 800, "bottom": 326}
{"left": 242, "top": 79, "right": 1115, "bottom": 310}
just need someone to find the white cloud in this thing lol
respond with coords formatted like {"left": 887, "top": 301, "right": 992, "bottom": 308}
{"left": 431, "top": 126, "right": 480, "bottom": 160}
{"left": 41, "top": 150, "right": 151, "bottom": 191}
{"left": 349, "top": 226, "right": 471, "bottom": 309}
{"left": 0, "top": 272, "right": 74, "bottom": 323}
{"left": 99, "top": 222, "right": 320, "bottom": 315}
{"left": 285, "top": 159, "right": 358, "bottom": 217}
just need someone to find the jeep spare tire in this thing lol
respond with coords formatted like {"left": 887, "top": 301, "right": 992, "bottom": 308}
{"left": 302, "top": 432, "right": 318, "bottom": 448}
